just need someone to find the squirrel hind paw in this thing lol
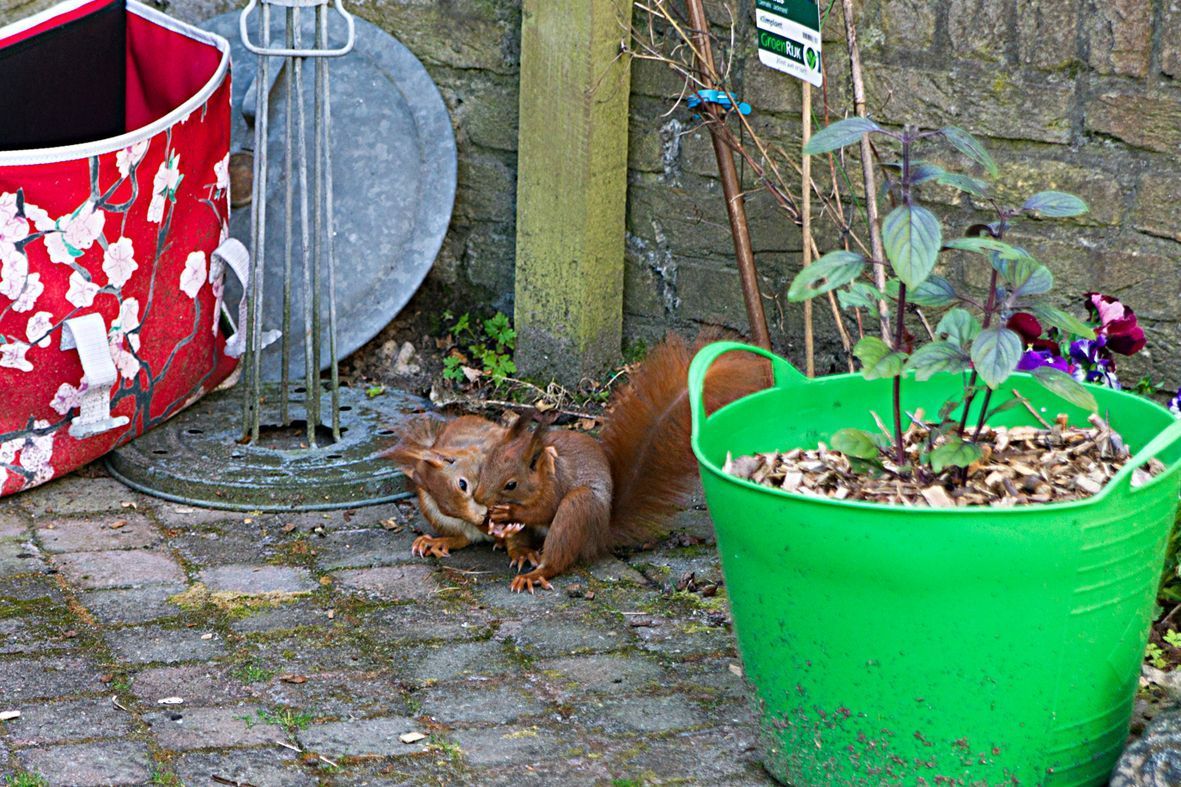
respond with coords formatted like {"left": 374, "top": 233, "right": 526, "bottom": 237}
{"left": 411, "top": 535, "right": 451, "bottom": 559}
{"left": 510, "top": 570, "right": 554, "bottom": 594}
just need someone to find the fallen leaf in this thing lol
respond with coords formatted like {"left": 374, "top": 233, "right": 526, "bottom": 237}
{"left": 279, "top": 674, "right": 307, "bottom": 684}
{"left": 577, "top": 418, "right": 599, "bottom": 431}
{"left": 100, "top": 673, "right": 114, "bottom": 684}
{"left": 319, "top": 576, "right": 332, "bottom": 587}
{"left": 0, "top": 710, "right": 20, "bottom": 721}
{"left": 534, "top": 400, "right": 554, "bottom": 412}
{"left": 380, "top": 518, "right": 403, "bottom": 532}
{"left": 121, "top": 501, "right": 137, "bottom": 509}
{"left": 326, "top": 609, "right": 335, "bottom": 619}
{"left": 200, "top": 632, "right": 214, "bottom": 640}
{"left": 63, "top": 630, "right": 77, "bottom": 639}
{"left": 461, "top": 365, "right": 483, "bottom": 383}
{"left": 399, "top": 731, "right": 427, "bottom": 744}
{"left": 157, "top": 697, "right": 184, "bottom": 705}
{"left": 109, "top": 520, "right": 127, "bottom": 530}
{"left": 281, "top": 523, "right": 297, "bottom": 533}
{"left": 243, "top": 518, "right": 254, "bottom": 525}
{"left": 728, "top": 663, "right": 743, "bottom": 678}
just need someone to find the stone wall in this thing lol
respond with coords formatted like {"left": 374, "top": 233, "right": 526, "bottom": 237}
{"left": 4, "top": 0, "right": 1178, "bottom": 385}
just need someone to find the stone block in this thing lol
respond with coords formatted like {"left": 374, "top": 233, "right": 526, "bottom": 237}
{"left": 200, "top": 564, "right": 318, "bottom": 595}
{"left": 0, "top": 616, "right": 77, "bottom": 655}
{"left": 131, "top": 664, "right": 253, "bottom": 707}
{"left": 586, "top": 694, "right": 706, "bottom": 733}
{"left": 313, "top": 528, "right": 412, "bottom": 570}
{"left": 867, "top": 64, "right": 1074, "bottom": 144}
{"left": 18, "top": 476, "right": 151, "bottom": 518}
{"left": 0, "top": 656, "right": 104, "bottom": 702}
{"left": 256, "top": 669, "right": 412, "bottom": 719}
{"left": 331, "top": 564, "right": 437, "bottom": 600}
{"left": 992, "top": 157, "right": 1127, "bottom": 226}
{"left": 1084, "top": 0, "right": 1152, "bottom": 78}
{"left": 297, "top": 716, "right": 429, "bottom": 758}
{"left": 947, "top": 0, "right": 1009, "bottom": 62}
{"left": 1163, "top": 0, "right": 1181, "bottom": 78}
{"left": 539, "top": 653, "right": 667, "bottom": 695}
{"left": 171, "top": 527, "right": 275, "bottom": 567}
{"left": 419, "top": 682, "right": 549, "bottom": 725}
{"left": 16, "top": 741, "right": 151, "bottom": 787}
{"left": 80, "top": 583, "right": 189, "bottom": 625}
{"left": 1016, "top": 0, "right": 1080, "bottom": 71}
{"left": 172, "top": 749, "right": 312, "bottom": 787}
{"left": 144, "top": 706, "right": 281, "bottom": 751}
{"left": 1133, "top": 173, "right": 1181, "bottom": 242}
{"left": 35, "top": 513, "right": 159, "bottom": 553}
{"left": 879, "top": 0, "right": 936, "bottom": 50}
{"left": 395, "top": 640, "right": 518, "bottom": 684}
{"left": 1086, "top": 92, "right": 1181, "bottom": 154}
{"left": 354, "top": 3, "right": 517, "bottom": 76}
{"left": 53, "top": 548, "right": 184, "bottom": 590}
{"left": 4, "top": 697, "right": 134, "bottom": 747}
{"left": 0, "top": 537, "right": 42, "bottom": 578}
{"left": 104, "top": 624, "right": 226, "bottom": 665}
{"left": 454, "top": 151, "right": 517, "bottom": 223}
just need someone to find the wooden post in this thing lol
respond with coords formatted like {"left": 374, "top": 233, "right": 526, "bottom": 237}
{"left": 513, "top": 0, "right": 631, "bottom": 383}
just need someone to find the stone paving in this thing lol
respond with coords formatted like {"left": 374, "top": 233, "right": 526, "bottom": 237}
{"left": 0, "top": 467, "right": 774, "bottom": 786}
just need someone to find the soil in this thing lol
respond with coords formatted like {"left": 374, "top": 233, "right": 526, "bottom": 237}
{"left": 724, "top": 412, "right": 1163, "bottom": 507}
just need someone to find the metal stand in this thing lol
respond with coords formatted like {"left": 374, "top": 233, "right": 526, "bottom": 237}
{"left": 239, "top": 0, "right": 354, "bottom": 448}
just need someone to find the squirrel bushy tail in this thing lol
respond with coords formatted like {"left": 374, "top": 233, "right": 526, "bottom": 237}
{"left": 602, "top": 332, "right": 769, "bottom": 547}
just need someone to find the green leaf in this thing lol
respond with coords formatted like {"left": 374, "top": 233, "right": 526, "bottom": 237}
{"left": 787, "top": 250, "right": 866, "bottom": 302}
{"left": 803, "top": 117, "right": 882, "bottom": 155}
{"left": 837, "top": 282, "right": 884, "bottom": 311}
{"left": 935, "top": 308, "right": 981, "bottom": 347}
{"left": 944, "top": 236, "right": 1029, "bottom": 259}
{"left": 928, "top": 436, "right": 984, "bottom": 473}
{"left": 1007, "top": 261, "right": 1053, "bottom": 298}
{"left": 910, "top": 162, "right": 945, "bottom": 183}
{"left": 935, "top": 171, "right": 990, "bottom": 197}
{"left": 853, "top": 336, "right": 907, "bottom": 380}
{"left": 882, "top": 204, "right": 942, "bottom": 289}
{"left": 1022, "top": 303, "right": 1096, "bottom": 340}
{"left": 907, "top": 275, "right": 958, "bottom": 307}
{"left": 365, "top": 385, "right": 385, "bottom": 398}
{"left": 1022, "top": 190, "right": 1088, "bottom": 218}
{"left": 831, "top": 428, "right": 880, "bottom": 459}
{"left": 970, "top": 327, "right": 1023, "bottom": 389}
{"left": 1030, "top": 366, "right": 1098, "bottom": 413}
{"left": 904, "top": 341, "right": 971, "bottom": 381}
{"left": 941, "top": 126, "right": 998, "bottom": 176}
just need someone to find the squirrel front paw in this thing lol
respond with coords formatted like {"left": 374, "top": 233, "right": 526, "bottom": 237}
{"left": 508, "top": 548, "right": 541, "bottom": 573}
{"left": 509, "top": 569, "right": 553, "bottom": 594}
{"left": 411, "top": 535, "right": 452, "bottom": 559}
{"left": 487, "top": 521, "right": 525, "bottom": 539}
{"left": 488, "top": 504, "right": 519, "bottom": 525}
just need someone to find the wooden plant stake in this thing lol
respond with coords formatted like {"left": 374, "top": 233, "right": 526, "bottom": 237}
{"left": 801, "top": 81, "right": 814, "bottom": 376}
{"left": 840, "top": 0, "right": 889, "bottom": 340}
{"left": 684, "top": 0, "right": 772, "bottom": 350}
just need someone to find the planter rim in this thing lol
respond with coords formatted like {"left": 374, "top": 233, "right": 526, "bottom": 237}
{"left": 690, "top": 340, "right": 1181, "bottom": 517}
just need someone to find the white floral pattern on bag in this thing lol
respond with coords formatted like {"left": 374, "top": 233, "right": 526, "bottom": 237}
{"left": 65, "top": 270, "right": 100, "bottom": 308}
{"left": 148, "top": 154, "right": 182, "bottom": 224}
{"left": 102, "top": 237, "right": 138, "bottom": 289}
{"left": 179, "top": 251, "right": 205, "bottom": 299}
{"left": 25, "top": 311, "right": 52, "bottom": 348}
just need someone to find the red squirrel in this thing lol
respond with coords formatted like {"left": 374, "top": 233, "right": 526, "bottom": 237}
{"left": 386, "top": 415, "right": 506, "bottom": 558}
{"left": 387, "top": 414, "right": 541, "bottom": 569}
{"left": 474, "top": 333, "right": 767, "bottom": 593}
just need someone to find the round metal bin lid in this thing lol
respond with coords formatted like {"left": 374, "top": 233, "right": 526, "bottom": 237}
{"left": 203, "top": 11, "right": 456, "bottom": 380}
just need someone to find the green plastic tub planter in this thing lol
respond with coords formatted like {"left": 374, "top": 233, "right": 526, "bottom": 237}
{"left": 688, "top": 341, "right": 1181, "bottom": 786}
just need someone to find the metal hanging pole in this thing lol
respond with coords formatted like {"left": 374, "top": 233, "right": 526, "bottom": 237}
{"left": 239, "top": 0, "right": 356, "bottom": 448}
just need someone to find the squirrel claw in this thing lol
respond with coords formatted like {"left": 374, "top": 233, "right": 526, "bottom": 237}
{"left": 410, "top": 535, "right": 451, "bottom": 559}
{"left": 510, "top": 571, "right": 553, "bottom": 594}
{"left": 508, "top": 550, "right": 542, "bottom": 573}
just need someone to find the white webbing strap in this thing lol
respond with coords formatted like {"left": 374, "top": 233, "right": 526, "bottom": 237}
{"left": 215, "top": 238, "right": 280, "bottom": 359}
{"left": 60, "top": 313, "right": 130, "bottom": 439}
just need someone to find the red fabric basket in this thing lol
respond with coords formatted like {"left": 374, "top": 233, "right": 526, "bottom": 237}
{"left": 0, "top": 0, "right": 241, "bottom": 497}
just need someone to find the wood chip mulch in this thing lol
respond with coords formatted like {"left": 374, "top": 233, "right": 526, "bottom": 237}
{"left": 724, "top": 412, "right": 1165, "bottom": 508}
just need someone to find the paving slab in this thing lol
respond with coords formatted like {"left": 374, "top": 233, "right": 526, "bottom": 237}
{"left": 582, "top": 693, "right": 707, "bottom": 733}
{"left": 0, "top": 573, "right": 66, "bottom": 602}
{"left": 394, "top": 640, "right": 519, "bottom": 684}
{"left": 419, "top": 682, "right": 550, "bottom": 725}
{"left": 354, "top": 602, "right": 495, "bottom": 644}
{"left": 172, "top": 527, "right": 278, "bottom": 566}
{"left": 538, "top": 653, "right": 668, "bottom": 696}
{"left": 200, "top": 563, "right": 319, "bottom": 594}
{"left": 331, "top": 564, "right": 438, "bottom": 600}
{"left": 450, "top": 726, "right": 568, "bottom": 767}
{"left": 2, "top": 696, "right": 134, "bottom": 746}
{"left": 79, "top": 583, "right": 189, "bottom": 625}
{"left": 131, "top": 664, "right": 255, "bottom": 707}
{"left": 0, "top": 655, "right": 105, "bottom": 702}
{"left": 170, "top": 748, "right": 314, "bottom": 787}
{"left": 498, "top": 616, "right": 632, "bottom": 656}
{"left": 254, "top": 669, "right": 412, "bottom": 718}
{"left": 15, "top": 740, "right": 152, "bottom": 786}
{"left": 35, "top": 513, "right": 160, "bottom": 553}
{"left": 104, "top": 623, "right": 226, "bottom": 664}
{"left": 228, "top": 600, "right": 336, "bottom": 634}
{"left": 144, "top": 705, "right": 284, "bottom": 751}
{"left": 53, "top": 548, "right": 185, "bottom": 590}
{"left": 0, "top": 616, "right": 78, "bottom": 655}
{"left": 19, "top": 476, "right": 152, "bottom": 518}
{"left": 314, "top": 527, "right": 415, "bottom": 570}
{"left": 0, "top": 537, "right": 43, "bottom": 577}
{"left": 297, "top": 716, "right": 429, "bottom": 757}
{"left": 241, "top": 631, "right": 381, "bottom": 673}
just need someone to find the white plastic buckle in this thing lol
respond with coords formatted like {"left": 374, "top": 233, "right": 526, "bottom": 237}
{"left": 60, "top": 313, "right": 130, "bottom": 439}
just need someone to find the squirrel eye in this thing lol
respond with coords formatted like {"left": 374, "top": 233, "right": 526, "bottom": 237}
{"left": 457, "top": 478, "right": 468, "bottom": 493}
{"left": 504, "top": 480, "right": 517, "bottom": 491}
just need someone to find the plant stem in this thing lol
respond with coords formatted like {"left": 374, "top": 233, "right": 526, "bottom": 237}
{"left": 891, "top": 133, "right": 912, "bottom": 466}
{"left": 971, "top": 387, "right": 993, "bottom": 441}
{"left": 958, "top": 222, "right": 1006, "bottom": 437}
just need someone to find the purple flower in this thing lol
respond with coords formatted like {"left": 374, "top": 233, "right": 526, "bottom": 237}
{"left": 1085, "top": 292, "right": 1146, "bottom": 356}
{"left": 1018, "top": 349, "right": 1071, "bottom": 374}
{"left": 1069, "top": 336, "right": 1105, "bottom": 366}
{"left": 1169, "top": 387, "right": 1181, "bottom": 416}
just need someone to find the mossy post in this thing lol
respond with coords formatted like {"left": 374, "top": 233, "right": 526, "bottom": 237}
{"left": 513, "top": 0, "right": 631, "bottom": 383}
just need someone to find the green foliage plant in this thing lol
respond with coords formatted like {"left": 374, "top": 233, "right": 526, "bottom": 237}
{"left": 440, "top": 310, "right": 517, "bottom": 384}
{"left": 791, "top": 119, "right": 1093, "bottom": 474}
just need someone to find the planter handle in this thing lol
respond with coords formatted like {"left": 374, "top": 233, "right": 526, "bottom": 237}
{"left": 688, "top": 341, "right": 807, "bottom": 437}
{"left": 1099, "top": 417, "right": 1181, "bottom": 499}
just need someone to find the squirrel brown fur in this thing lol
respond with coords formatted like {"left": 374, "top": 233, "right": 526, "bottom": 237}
{"left": 474, "top": 333, "right": 768, "bottom": 592}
